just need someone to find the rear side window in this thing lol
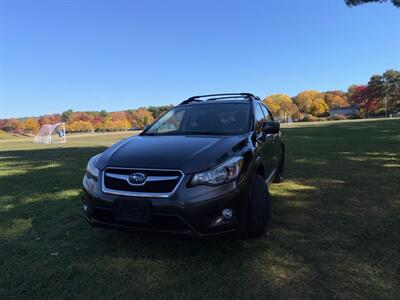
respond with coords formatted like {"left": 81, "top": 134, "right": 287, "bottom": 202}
{"left": 261, "top": 105, "right": 274, "bottom": 121}
{"left": 254, "top": 104, "right": 266, "bottom": 133}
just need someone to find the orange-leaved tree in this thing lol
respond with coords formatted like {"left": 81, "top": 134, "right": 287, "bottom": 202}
{"left": 103, "top": 119, "right": 131, "bottom": 131}
{"left": 263, "top": 94, "right": 299, "bottom": 118}
{"left": 310, "top": 98, "right": 329, "bottom": 116}
{"left": 22, "top": 118, "right": 40, "bottom": 134}
{"left": 130, "top": 108, "right": 155, "bottom": 128}
{"left": 294, "top": 90, "right": 328, "bottom": 116}
{"left": 104, "top": 111, "right": 130, "bottom": 131}
{"left": 66, "top": 120, "right": 94, "bottom": 133}
{"left": 324, "top": 91, "right": 349, "bottom": 109}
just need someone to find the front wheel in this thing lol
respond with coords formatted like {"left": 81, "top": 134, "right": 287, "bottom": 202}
{"left": 246, "top": 175, "right": 271, "bottom": 238}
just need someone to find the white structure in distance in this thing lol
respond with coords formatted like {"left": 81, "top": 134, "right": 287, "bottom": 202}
{"left": 34, "top": 123, "right": 66, "bottom": 144}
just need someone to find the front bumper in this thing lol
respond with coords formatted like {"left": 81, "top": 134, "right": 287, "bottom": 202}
{"left": 82, "top": 171, "right": 250, "bottom": 237}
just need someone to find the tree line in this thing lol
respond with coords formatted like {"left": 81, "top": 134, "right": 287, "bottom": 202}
{"left": 264, "top": 69, "right": 400, "bottom": 121}
{"left": 0, "top": 105, "right": 173, "bottom": 134}
{"left": 0, "top": 69, "right": 399, "bottom": 135}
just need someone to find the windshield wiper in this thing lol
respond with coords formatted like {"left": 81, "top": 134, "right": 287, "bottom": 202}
{"left": 181, "top": 131, "right": 232, "bottom": 135}
{"left": 143, "top": 131, "right": 233, "bottom": 136}
{"left": 142, "top": 131, "right": 181, "bottom": 136}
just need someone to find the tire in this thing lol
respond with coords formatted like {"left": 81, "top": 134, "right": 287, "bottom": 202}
{"left": 246, "top": 175, "right": 271, "bottom": 238}
{"left": 273, "top": 152, "right": 284, "bottom": 183}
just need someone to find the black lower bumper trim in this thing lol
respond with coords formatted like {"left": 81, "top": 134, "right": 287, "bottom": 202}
{"left": 84, "top": 211, "right": 241, "bottom": 238}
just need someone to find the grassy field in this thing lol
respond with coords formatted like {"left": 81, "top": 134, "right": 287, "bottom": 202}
{"left": 1, "top": 119, "right": 399, "bottom": 299}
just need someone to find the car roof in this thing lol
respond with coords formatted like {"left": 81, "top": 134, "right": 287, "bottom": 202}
{"left": 177, "top": 100, "right": 251, "bottom": 107}
{"left": 179, "top": 93, "right": 261, "bottom": 105}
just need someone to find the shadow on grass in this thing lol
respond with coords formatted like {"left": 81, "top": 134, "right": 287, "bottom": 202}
{"left": 1, "top": 119, "right": 400, "bottom": 299}
{"left": 268, "top": 120, "right": 400, "bottom": 299}
{"left": 1, "top": 147, "right": 289, "bottom": 298}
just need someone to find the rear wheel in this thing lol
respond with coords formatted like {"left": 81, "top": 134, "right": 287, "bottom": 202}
{"left": 246, "top": 175, "right": 271, "bottom": 238}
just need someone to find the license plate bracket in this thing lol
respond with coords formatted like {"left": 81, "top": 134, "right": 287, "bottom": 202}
{"left": 114, "top": 198, "right": 151, "bottom": 223}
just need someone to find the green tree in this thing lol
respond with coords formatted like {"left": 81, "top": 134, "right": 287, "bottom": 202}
{"left": 383, "top": 69, "right": 400, "bottom": 111}
{"left": 61, "top": 109, "right": 73, "bottom": 122}
{"left": 100, "top": 110, "right": 109, "bottom": 118}
{"left": 347, "top": 84, "right": 358, "bottom": 104}
{"left": 148, "top": 105, "right": 174, "bottom": 119}
{"left": 368, "top": 75, "right": 385, "bottom": 99}
{"left": 345, "top": 0, "right": 400, "bottom": 8}
{"left": 367, "top": 70, "right": 400, "bottom": 113}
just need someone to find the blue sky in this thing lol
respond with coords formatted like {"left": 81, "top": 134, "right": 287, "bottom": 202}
{"left": 1, "top": 0, "right": 399, "bottom": 118}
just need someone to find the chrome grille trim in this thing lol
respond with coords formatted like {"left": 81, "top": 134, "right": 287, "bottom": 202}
{"left": 101, "top": 167, "right": 185, "bottom": 198}
{"left": 105, "top": 172, "right": 179, "bottom": 185}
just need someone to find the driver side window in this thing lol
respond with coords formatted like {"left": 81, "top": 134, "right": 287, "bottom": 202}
{"left": 254, "top": 104, "right": 266, "bottom": 134}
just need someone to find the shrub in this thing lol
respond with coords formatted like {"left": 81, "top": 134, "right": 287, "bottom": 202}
{"left": 352, "top": 112, "right": 363, "bottom": 119}
{"left": 292, "top": 111, "right": 304, "bottom": 122}
{"left": 300, "top": 114, "right": 318, "bottom": 122}
{"left": 318, "top": 112, "right": 330, "bottom": 118}
{"left": 331, "top": 115, "right": 347, "bottom": 121}
{"left": 375, "top": 108, "right": 386, "bottom": 116}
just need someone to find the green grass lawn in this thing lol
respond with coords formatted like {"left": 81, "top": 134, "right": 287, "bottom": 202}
{"left": 1, "top": 120, "right": 399, "bottom": 299}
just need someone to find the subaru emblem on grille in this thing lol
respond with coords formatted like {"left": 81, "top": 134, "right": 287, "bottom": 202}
{"left": 128, "top": 172, "right": 147, "bottom": 185}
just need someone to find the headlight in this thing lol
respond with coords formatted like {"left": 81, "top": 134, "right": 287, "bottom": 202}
{"left": 191, "top": 156, "right": 244, "bottom": 186}
{"left": 86, "top": 154, "right": 100, "bottom": 179}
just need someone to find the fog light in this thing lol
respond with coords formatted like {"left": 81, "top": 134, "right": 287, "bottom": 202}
{"left": 222, "top": 208, "right": 233, "bottom": 220}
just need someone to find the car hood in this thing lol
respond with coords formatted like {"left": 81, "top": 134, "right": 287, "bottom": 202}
{"left": 95, "top": 134, "right": 248, "bottom": 174}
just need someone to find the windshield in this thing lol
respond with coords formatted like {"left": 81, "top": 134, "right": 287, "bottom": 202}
{"left": 143, "top": 103, "right": 251, "bottom": 135}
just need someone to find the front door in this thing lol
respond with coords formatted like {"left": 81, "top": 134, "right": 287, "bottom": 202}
{"left": 254, "top": 103, "right": 275, "bottom": 177}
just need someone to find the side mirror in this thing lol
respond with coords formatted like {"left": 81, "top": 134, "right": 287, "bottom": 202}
{"left": 262, "top": 121, "right": 280, "bottom": 135}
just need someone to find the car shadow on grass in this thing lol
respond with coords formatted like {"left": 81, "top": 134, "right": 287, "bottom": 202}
{"left": 1, "top": 147, "right": 288, "bottom": 298}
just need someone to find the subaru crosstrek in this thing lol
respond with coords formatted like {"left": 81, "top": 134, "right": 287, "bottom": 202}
{"left": 82, "top": 93, "right": 285, "bottom": 237}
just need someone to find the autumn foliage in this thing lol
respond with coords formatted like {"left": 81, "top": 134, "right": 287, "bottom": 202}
{"left": 324, "top": 91, "right": 349, "bottom": 108}
{"left": 263, "top": 94, "right": 299, "bottom": 118}
{"left": 264, "top": 69, "right": 400, "bottom": 120}
{"left": 22, "top": 118, "right": 40, "bottom": 133}
{"left": 1, "top": 69, "right": 399, "bottom": 133}
{"left": 294, "top": 91, "right": 324, "bottom": 114}
{"left": 0, "top": 106, "right": 171, "bottom": 134}
{"left": 347, "top": 85, "right": 380, "bottom": 116}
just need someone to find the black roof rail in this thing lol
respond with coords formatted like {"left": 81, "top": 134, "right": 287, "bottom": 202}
{"left": 180, "top": 93, "right": 260, "bottom": 105}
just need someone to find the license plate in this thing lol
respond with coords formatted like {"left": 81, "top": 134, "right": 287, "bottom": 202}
{"left": 114, "top": 198, "right": 150, "bottom": 223}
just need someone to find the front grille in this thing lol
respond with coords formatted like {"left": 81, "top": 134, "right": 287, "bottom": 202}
{"left": 102, "top": 168, "right": 183, "bottom": 196}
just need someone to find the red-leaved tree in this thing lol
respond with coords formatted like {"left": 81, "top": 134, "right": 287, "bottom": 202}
{"left": 348, "top": 85, "right": 378, "bottom": 116}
